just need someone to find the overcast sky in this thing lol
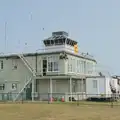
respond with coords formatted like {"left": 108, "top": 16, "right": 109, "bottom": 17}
{"left": 0, "top": 0, "right": 120, "bottom": 75}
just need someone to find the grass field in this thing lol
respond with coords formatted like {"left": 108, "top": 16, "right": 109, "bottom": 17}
{"left": 0, "top": 102, "right": 120, "bottom": 120}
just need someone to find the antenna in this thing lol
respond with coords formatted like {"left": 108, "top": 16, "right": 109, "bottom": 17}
{"left": 4, "top": 22, "right": 7, "bottom": 54}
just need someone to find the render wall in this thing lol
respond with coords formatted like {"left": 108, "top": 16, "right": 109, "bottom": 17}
{"left": 0, "top": 52, "right": 96, "bottom": 100}
{"left": 0, "top": 58, "right": 32, "bottom": 93}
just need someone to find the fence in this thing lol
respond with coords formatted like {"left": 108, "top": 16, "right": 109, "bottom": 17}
{"left": 0, "top": 92, "right": 119, "bottom": 105}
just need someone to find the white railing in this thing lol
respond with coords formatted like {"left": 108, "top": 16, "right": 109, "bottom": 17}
{"left": 18, "top": 54, "right": 36, "bottom": 77}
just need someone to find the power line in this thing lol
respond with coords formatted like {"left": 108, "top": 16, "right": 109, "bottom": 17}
{"left": 4, "top": 22, "right": 7, "bottom": 54}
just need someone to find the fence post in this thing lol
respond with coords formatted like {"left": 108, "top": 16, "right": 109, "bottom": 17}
{"left": 111, "top": 100, "right": 113, "bottom": 108}
{"left": 48, "top": 93, "right": 50, "bottom": 104}
{"left": 21, "top": 93, "right": 23, "bottom": 104}
{"left": 111, "top": 94, "right": 114, "bottom": 108}
{"left": 77, "top": 93, "right": 79, "bottom": 106}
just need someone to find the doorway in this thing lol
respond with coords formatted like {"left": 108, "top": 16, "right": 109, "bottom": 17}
{"left": 43, "top": 60, "right": 47, "bottom": 76}
{"left": 26, "top": 83, "right": 32, "bottom": 100}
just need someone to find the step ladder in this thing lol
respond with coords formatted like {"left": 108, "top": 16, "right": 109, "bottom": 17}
{"left": 14, "top": 54, "right": 36, "bottom": 101}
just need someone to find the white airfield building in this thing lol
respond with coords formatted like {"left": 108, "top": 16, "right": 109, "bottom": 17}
{"left": 0, "top": 31, "right": 119, "bottom": 101}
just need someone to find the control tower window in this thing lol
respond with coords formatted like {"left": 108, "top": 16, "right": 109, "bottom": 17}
{"left": 44, "top": 40, "right": 54, "bottom": 46}
{"left": 51, "top": 40, "right": 54, "bottom": 45}
{"left": 43, "top": 31, "right": 78, "bottom": 47}
{"left": 55, "top": 39, "right": 59, "bottom": 45}
{"left": 54, "top": 39, "right": 66, "bottom": 45}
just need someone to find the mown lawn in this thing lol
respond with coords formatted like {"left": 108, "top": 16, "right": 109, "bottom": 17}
{"left": 0, "top": 102, "right": 120, "bottom": 120}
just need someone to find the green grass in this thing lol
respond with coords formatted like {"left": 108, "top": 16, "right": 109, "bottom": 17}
{"left": 0, "top": 103, "right": 120, "bottom": 120}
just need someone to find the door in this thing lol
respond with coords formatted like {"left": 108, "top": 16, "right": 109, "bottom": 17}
{"left": 43, "top": 60, "right": 47, "bottom": 76}
{"left": 26, "top": 83, "right": 32, "bottom": 100}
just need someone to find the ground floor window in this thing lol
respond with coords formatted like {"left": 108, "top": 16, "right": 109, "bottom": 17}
{"left": 72, "top": 80, "right": 77, "bottom": 92}
{"left": 93, "top": 80, "right": 97, "bottom": 88}
{"left": 0, "top": 84, "right": 5, "bottom": 90}
{"left": 12, "top": 83, "right": 17, "bottom": 90}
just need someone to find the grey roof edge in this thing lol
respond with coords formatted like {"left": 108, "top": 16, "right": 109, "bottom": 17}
{"left": 0, "top": 50, "right": 97, "bottom": 62}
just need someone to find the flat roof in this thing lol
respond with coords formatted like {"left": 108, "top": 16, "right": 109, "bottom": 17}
{"left": 0, "top": 50, "right": 96, "bottom": 62}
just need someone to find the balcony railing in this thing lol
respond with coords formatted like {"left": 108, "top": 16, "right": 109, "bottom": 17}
{"left": 0, "top": 45, "right": 94, "bottom": 61}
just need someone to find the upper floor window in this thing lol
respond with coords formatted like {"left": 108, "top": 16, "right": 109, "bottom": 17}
{"left": 48, "top": 56, "right": 59, "bottom": 72}
{"left": 72, "top": 59, "right": 75, "bottom": 72}
{"left": 68, "top": 58, "right": 72, "bottom": 72}
{"left": 77, "top": 60, "right": 84, "bottom": 73}
{"left": 12, "top": 59, "right": 18, "bottom": 70}
{"left": 87, "top": 62, "right": 93, "bottom": 74}
{"left": 0, "top": 60, "right": 3, "bottom": 70}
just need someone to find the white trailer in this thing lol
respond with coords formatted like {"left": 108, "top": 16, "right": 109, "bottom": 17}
{"left": 86, "top": 76, "right": 119, "bottom": 98}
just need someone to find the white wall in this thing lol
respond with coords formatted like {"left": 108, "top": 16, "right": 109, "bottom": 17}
{"left": 86, "top": 77, "right": 106, "bottom": 97}
{"left": 86, "top": 76, "right": 120, "bottom": 98}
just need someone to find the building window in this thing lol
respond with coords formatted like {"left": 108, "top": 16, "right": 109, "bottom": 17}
{"left": 72, "top": 59, "right": 75, "bottom": 72}
{"left": 72, "top": 80, "right": 76, "bottom": 92}
{"left": 0, "top": 84, "right": 5, "bottom": 90}
{"left": 12, "top": 83, "right": 17, "bottom": 90}
{"left": 76, "top": 60, "right": 85, "bottom": 73}
{"left": 48, "top": 56, "right": 59, "bottom": 72}
{"left": 93, "top": 80, "right": 97, "bottom": 88}
{"left": 54, "top": 62, "right": 58, "bottom": 71}
{"left": 77, "top": 60, "right": 79, "bottom": 73}
{"left": 81, "top": 61, "right": 85, "bottom": 73}
{"left": 86, "top": 62, "right": 93, "bottom": 74}
{"left": 68, "top": 58, "right": 72, "bottom": 72}
{"left": 48, "top": 56, "right": 52, "bottom": 71}
{"left": 12, "top": 59, "right": 18, "bottom": 70}
{"left": 0, "top": 60, "right": 3, "bottom": 70}
{"left": 79, "top": 60, "right": 84, "bottom": 73}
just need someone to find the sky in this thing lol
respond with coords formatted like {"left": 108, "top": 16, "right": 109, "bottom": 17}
{"left": 0, "top": 0, "right": 120, "bottom": 75}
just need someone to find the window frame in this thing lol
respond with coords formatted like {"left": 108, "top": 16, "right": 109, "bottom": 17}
{"left": 0, "top": 83, "right": 5, "bottom": 90}
{"left": 47, "top": 56, "right": 59, "bottom": 72}
{"left": 12, "top": 59, "right": 18, "bottom": 70}
{"left": 12, "top": 83, "right": 17, "bottom": 90}
{"left": 68, "top": 57, "right": 73, "bottom": 73}
{"left": 0, "top": 60, "right": 3, "bottom": 70}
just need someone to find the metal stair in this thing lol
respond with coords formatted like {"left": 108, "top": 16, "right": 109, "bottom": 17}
{"left": 14, "top": 77, "right": 33, "bottom": 101}
{"left": 14, "top": 54, "right": 36, "bottom": 101}
{"left": 18, "top": 54, "right": 36, "bottom": 76}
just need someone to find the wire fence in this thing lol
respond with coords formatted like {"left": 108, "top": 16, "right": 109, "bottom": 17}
{"left": 0, "top": 92, "right": 119, "bottom": 107}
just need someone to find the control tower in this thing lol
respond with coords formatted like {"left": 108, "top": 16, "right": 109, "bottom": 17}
{"left": 43, "top": 31, "right": 78, "bottom": 54}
